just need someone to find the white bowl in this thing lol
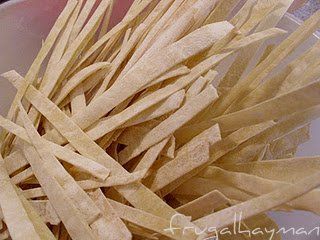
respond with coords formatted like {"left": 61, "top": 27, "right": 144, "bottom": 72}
{"left": 0, "top": 1, "right": 319, "bottom": 239}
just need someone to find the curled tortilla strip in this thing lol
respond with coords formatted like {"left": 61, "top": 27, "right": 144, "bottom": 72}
{"left": 119, "top": 85, "right": 218, "bottom": 163}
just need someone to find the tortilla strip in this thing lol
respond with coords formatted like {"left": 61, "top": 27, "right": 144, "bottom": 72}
{"left": 219, "top": 156, "right": 320, "bottom": 183}
{"left": 70, "top": 85, "right": 87, "bottom": 115}
{"left": 161, "top": 135, "right": 176, "bottom": 158}
{"left": 93, "top": 23, "right": 148, "bottom": 99}
{"left": 186, "top": 76, "right": 207, "bottom": 99}
{"left": 176, "top": 190, "right": 230, "bottom": 220}
{"left": 30, "top": 200, "right": 60, "bottom": 225}
{"left": 133, "top": 138, "right": 169, "bottom": 172}
{"left": 90, "top": 189, "right": 132, "bottom": 240}
{"left": 119, "top": 85, "right": 218, "bottom": 163}
{"left": 63, "top": 22, "right": 232, "bottom": 134}
{"left": 0, "top": 156, "right": 53, "bottom": 240}
{"left": 103, "top": 90, "right": 185, "bottom": 132}
{"left": 108, "top": 199, "right": 200, "bottom": 240}
{"left": 144, "top": 65, "right": 190, "bottom": 89}
{"left": 205, "top": 0, "right": 240, "bottom": 24}
{"left": 218, "top": 0, "right": 294, "bottom": 99}
{"left": 0, "top": 115, "right": 110, "bottom": 180}
{"left": 22, "top": 145, "right": 97, "bottom": 240}
{"left": 54, "top": 62, "right": 110, "bottom": 105}
{"left": 41, "top": 0, "right": 83, "bottom": 90}
{"left": 147, "top": 124, "right": 220, "bottom": 195}
{"left": 69, "top": 0, "right": 96, "bottom": 43}
{"left": 180, "top": 80, "right": 320, "bottom": 136}
{"left": 223, "top": 28, "right": 287, "bottom": 51}
{"left": 39, "top": 0, "right": 111, "bottom": 100}
{"left": 212, "top": 10, "right": 320, "bottom": 117}
{"left": 119, "top": 0, "right": 184, "bottom": 76}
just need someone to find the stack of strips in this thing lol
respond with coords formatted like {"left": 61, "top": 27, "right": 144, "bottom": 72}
{"left": 0, "top": 0, "right": 320, "bottom": 239}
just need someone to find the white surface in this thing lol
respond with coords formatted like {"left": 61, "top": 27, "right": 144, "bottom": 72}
{"left": 0, "top": 1, "right": 319, "bottom": 239}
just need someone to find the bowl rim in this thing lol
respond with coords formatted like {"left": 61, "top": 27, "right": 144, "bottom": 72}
{"left": 0, "top": 0, "right": 26, "bottom": 11}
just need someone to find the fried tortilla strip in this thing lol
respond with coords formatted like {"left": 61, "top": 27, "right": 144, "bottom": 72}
{"left": 219, "top": 156, "right": 320, "bottom": 183}
{"left": 144, "top": 65, "right": 190, "bottom": 89}
{"left": 119, "top": 0, "right": 185, "bottom": 76}
{"left": 41, "top": 0, "right": 83, "bottom": 89}
{"left": 264, "top": 125, "right": 310, "bottom": 159}
{"left": 218, "top": 0, "right": 294, "bottom": 97}
{"left": 161, "top": 135, "right": 176, "bottom": 158}
{"left": 122, "top": 90, "right": 185, "bottom": 128}
{"left": 108, "top": 199, "right": 199, "bottom": 240}
{"left": 205, "top": 0, "right": 240, "bottom": 24}
{"left": 119, "top": 85, "right": 218, "bottom": 163}
{"left": 133, "top": 138, "right": 169, "bottom": 172}
{"left": 0, "top": 156, "right": 54, "bottom": 240}
{"left": 93, "top": 23, "right": 149, "bottom": 99}
{"left": 54, "top": 62, "right": 110, "bottom": 105}
{"left": 147, "top": 124, "right": 220, "bottom": 195}
{"left": 40, "top": 21, "right": 233, "bottom": 142}
{"left": 42, "top": 52, "right": 230, "bottom": 146}
{"left": 90, "top": 190, "right": 132, "bottom": 239}
{"left": 38, "top": 0, "right": 112, "bottom": 99}
{"left": 176, "top": 190, "right": 230, "bottom": 220}
{"left": 69, "top": 0, "right": 96, "bottom": 43}
{"left": 30, "top": 200, "right": 60, "bottom": 225}
{"left": 68, "top": 21, "right": 233, "bottom": 131}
